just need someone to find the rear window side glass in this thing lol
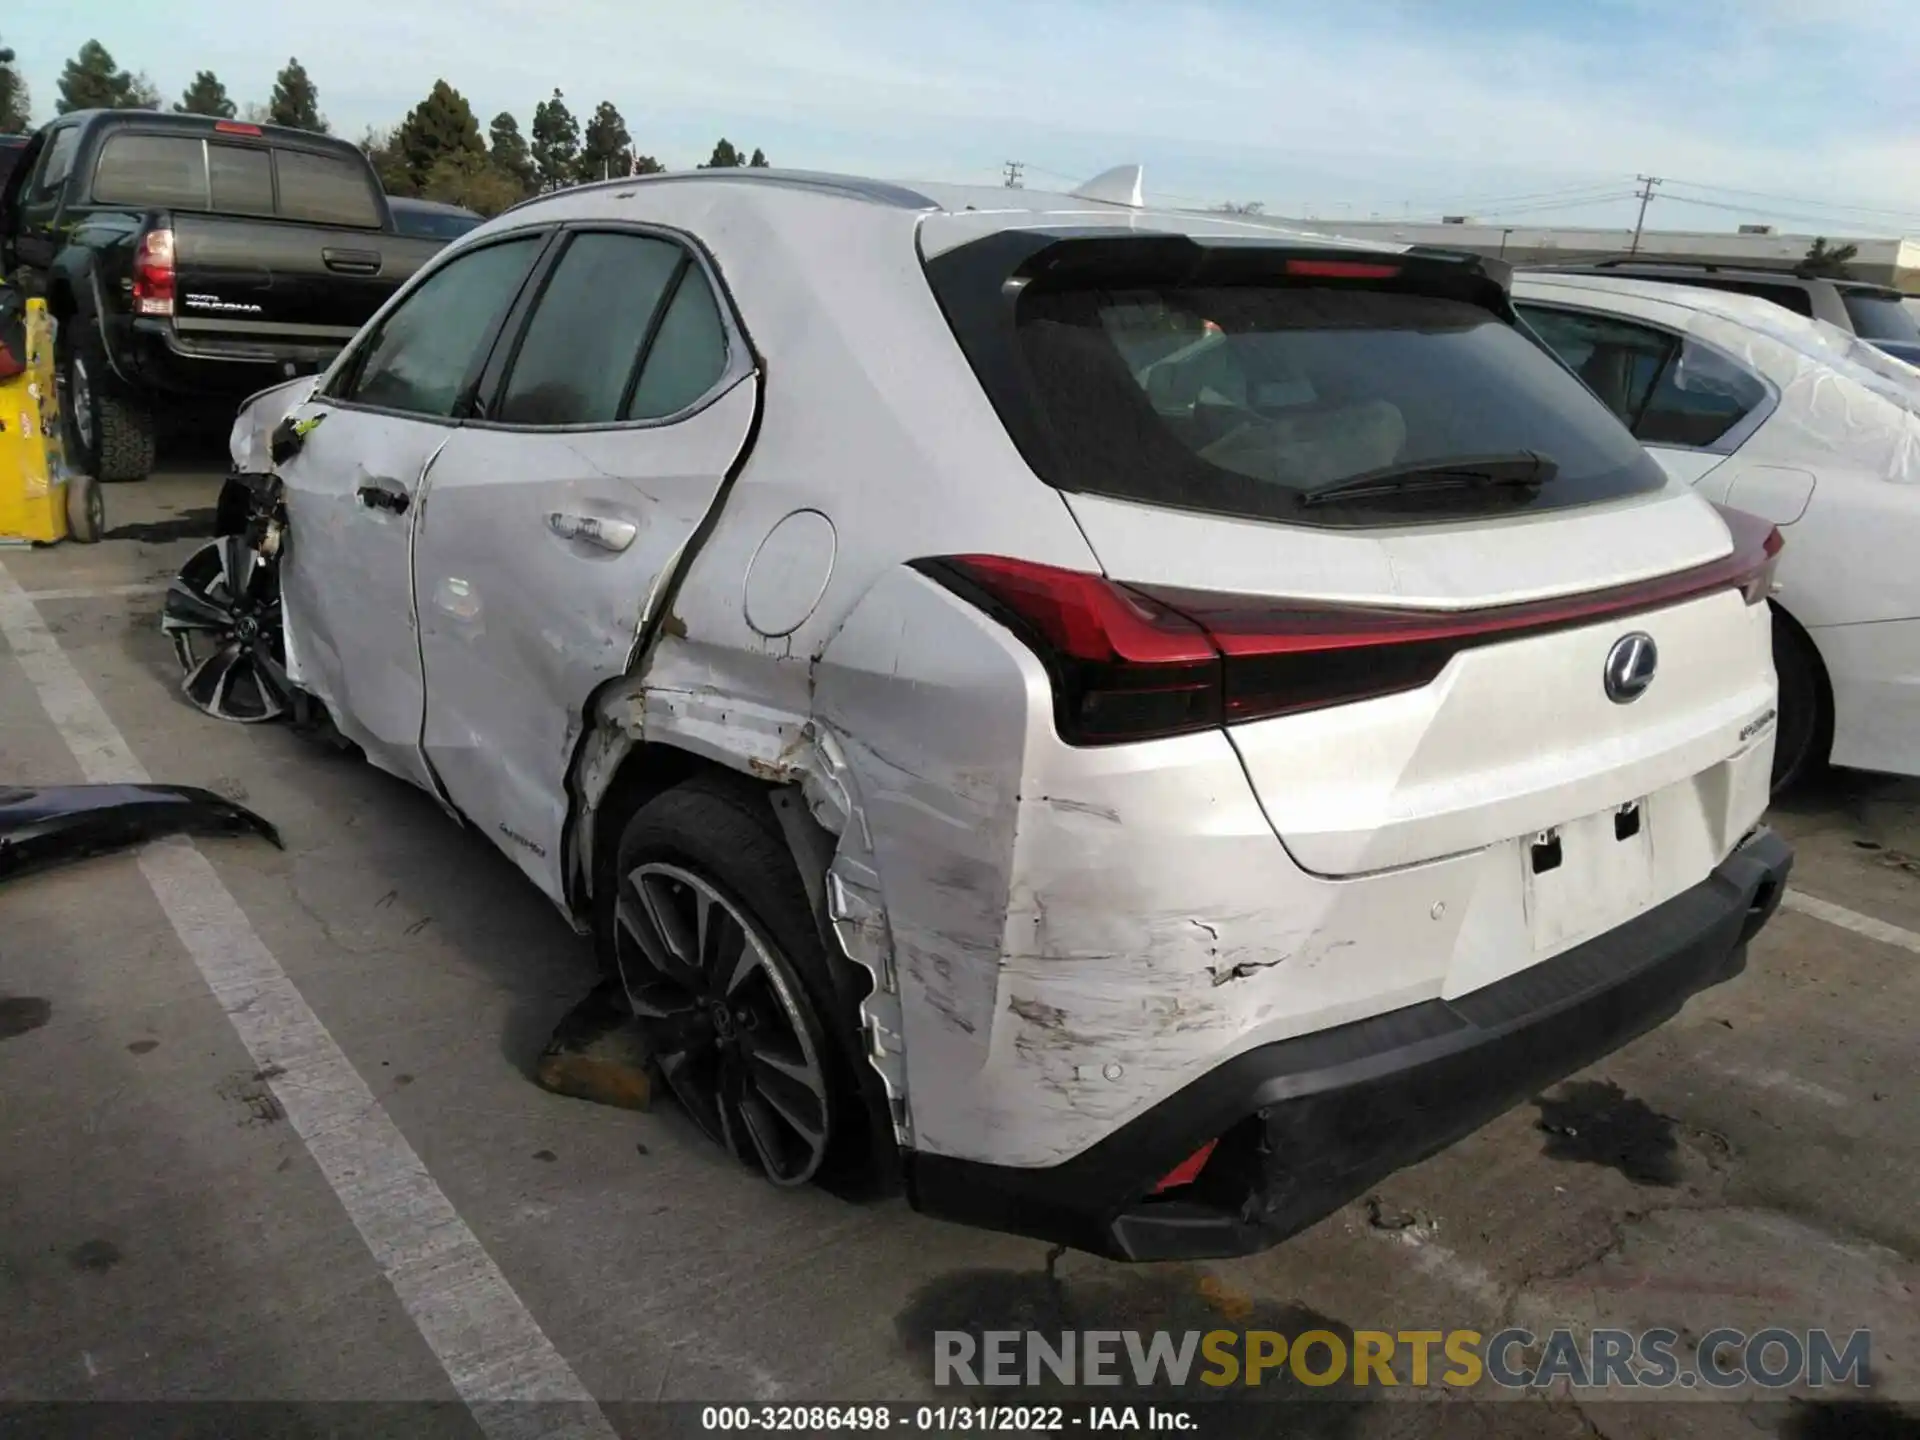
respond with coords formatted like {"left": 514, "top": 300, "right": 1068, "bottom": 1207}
{"left": 30, "top": 129, "right": 81, "bottom": 202}
{"left": 1700, "top": 279, "right": 1816, "bottom": 319}
{"left": 1635, "top": 341, "right": 1769, "bottom": 449}
{"left": 1516, "top": 304, "right": 1678, "bottom": 427}
{"left": 208, "top": 143, "right": 274, "bottom": 215}
{"left": 497, "top": 232, "right": 685, "bottom": 427}
{"left": 1008, "top": 281, "right": 1661, "bottom": 522}
{"left": 273, "top": 148, "right": 381, "bottom": 227}
{"left": 93, "top": 135, "right": 208, "bottom": 209}
{"left": 342, "top": 237, "right": 542, "bottom": 417}
{"left": 1842, "top": 293, "right": 1920, "bottom": 344}
{"left": 625, "top": 268, "right": 728, "bottom": 420}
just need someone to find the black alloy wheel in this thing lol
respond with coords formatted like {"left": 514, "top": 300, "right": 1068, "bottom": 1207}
{"left": 613, "top": 860, "right": 835, "bottom": 1186}
{"left": 161, "top": 537, "right": 292, "bottom": 722}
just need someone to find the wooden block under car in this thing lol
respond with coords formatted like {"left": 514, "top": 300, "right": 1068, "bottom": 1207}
{"left": 534, "top": 977, "right": 653, "bottom": 1111}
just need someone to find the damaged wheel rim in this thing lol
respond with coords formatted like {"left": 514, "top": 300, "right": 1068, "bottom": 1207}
{"left": 161, "top": 537, "right": 291, "bottom": 723}
{"left": 613, "top": 862, "right": 832, "bottom": 1186}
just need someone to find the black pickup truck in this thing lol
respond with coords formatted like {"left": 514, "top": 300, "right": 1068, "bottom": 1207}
{"left": 0, "top": 111, "right": 447, "bottom": 480}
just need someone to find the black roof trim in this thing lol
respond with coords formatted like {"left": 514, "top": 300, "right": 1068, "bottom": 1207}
{"left": 1527, "top": 257, "right": 1902, "bottom": 296}
{"left": 34, "top": 108, "right": 362, "bottom": 156}
{"left": 501, "top": 167, "right": 937, "bottom": 220}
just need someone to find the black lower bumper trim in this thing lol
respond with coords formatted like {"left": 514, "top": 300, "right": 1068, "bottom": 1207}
{"left": 906, "top": 827, "right": 1792, "bottom": 1261}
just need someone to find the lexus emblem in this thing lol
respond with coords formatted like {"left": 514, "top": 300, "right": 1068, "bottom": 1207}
{"left": 1604, "top": 632, "right": 1659, "bottom": 704}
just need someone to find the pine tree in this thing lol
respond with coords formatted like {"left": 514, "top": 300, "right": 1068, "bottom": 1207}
{"left": 702, "top": 138, "right": 743, "bottom": 169}
{"left": 0, "top": 39, "right": 29, "bottom": 131}
{"left": 395, "top": 80, "right": 485, "bottom": 192}
{"left": 530, "top": 90, "right": 580, "bottom": 192}
{"left": 175, "top": 70, "right": 236, "bottom": 119}
{"left": 488, "top": 111, "right": 535, "bottom": 194}
{"left": 268, "top": 57, "right": 327, "bottom": 133}
{"left": 55, "top": 40, "right": 143, "bottom": 113}
{"left": 576, "top": 101, "right": 633, "bottom": 183}
{"left": 748, "top": 147, "right": 769, "bottom": 168}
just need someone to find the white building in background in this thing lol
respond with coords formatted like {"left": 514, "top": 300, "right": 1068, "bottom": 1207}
{"left": 1244, "top": 217, "right": 1920, "bottom": 290}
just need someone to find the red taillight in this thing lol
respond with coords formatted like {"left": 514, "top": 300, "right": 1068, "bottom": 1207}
{"left": 1152, "top": 1139, "right": 1219, "bottom": 1194}
{"left": 1284, "top": 258, "right": 1403, "bottom": 279}
{"left": 133, "top": 228, "right": 177, "bottom": 317}
{"left": 214, "top": 121, "right": 263, "bottom": 135}
{"left": 920, "top": 512, "right": 1786, "bottom": 745}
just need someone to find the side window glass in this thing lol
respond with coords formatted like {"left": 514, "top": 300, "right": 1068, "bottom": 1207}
{"left": 1515, "top": 304, "right": 1676, "bottom": 426}
{"left": 342, "top": 237, "right": 542, "bottom": 418}
{"left": 31, "top": 129, "right": 81, "bottom": 204}
{"left": 1636, "top": 340, "right": 1769, "bottom": 449}
{"left": 626, "top": 266, "right": 729, "bottom": 420}
{"left": 496, "top": 233, "right": 684, "bottom": 426}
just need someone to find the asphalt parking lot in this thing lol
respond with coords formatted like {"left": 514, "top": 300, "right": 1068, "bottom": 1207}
{"left": 3, "top": 456, "right": 1919, "bottom": 1440}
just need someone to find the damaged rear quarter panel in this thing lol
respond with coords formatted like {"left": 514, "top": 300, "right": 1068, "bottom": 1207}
{"left": 813, "top": 568, "right": 1491, "bottom": 1169}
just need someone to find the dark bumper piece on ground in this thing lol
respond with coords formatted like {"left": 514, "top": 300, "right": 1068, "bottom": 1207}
{"left": 0, "top": 783, "right": 282, "bottom": 883}
{"left": 908, "top": 826, "right": 1793, "bottom": 1262}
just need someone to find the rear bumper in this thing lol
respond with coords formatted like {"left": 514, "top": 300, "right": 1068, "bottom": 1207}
{"left": 116, "top": 320, "right": 344, "bottom": 403}
{"left": 906, "top": 826, "right": 1792, "bottom": 1262}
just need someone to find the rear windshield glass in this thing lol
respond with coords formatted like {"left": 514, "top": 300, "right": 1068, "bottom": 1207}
{"left": 1687, "top": 279, "right": 1816, "bottom": 318}
{"left": 1011, "top": 281, "right": 1665, "bottom": 524}
{"left": 93, "top": 135, "right": 208, "bottom": 209}
{"left": 1842, "top": 292, "right": 1920, "bottom": 344}
{"left": 273, "top": 148, "right": 381, "bottom": 227}
{"left": 392, "top": 206, "right": 483, "bottom": 240}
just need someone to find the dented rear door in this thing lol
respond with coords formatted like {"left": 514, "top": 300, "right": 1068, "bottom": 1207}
{"left": 413, "top": 227, "right": 758, "bottom": 902}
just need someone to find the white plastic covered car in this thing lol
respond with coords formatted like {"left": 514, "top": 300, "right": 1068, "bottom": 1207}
{"left": 168, "top": 169, "right": 1793, "bottom": 1260}
{"left": 1513, "top": 271, "right": 1920, "bottom": 789}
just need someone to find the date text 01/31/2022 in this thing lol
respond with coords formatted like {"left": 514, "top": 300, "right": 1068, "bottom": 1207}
{"left": 699, "top": 1405, "right": 1194, "bottom": 1431}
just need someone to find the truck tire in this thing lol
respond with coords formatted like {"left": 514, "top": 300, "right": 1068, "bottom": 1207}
{"left": 59, "top": 326, "right": 156, "bottom": 484}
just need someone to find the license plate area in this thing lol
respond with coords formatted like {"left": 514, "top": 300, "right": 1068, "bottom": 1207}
{"left": 1524, "top": 800, "right": 1655, "bottom": 955}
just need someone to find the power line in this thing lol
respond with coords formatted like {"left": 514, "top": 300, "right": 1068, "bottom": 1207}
{"left": 1659, "top": 176, "right": 1920, "bottom": 227}
{"left": 1657, "top": 191, "right": 1915, "bottom": 236}
{"left": 1002, "top": 160, "right": 1025, "bottom": 189}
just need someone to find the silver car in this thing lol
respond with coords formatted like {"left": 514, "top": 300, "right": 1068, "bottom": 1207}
{"left": 169, "top": 169, "right": 1791, "bottom": 1260}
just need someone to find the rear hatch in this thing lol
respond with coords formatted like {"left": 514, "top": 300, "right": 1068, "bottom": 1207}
{"left": 921, "top": 227, "right": 1780, "bottom": 880}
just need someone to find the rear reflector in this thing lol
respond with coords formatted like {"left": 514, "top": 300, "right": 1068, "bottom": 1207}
{"left": 916, "top": 509, "right": 1782, "bottom": 745}
{"left": 1152, "top": 1139, "right": 1219, "bottom": 1193}
{"left": 1283, "top": 258, "right": 1403, "bottom": 279}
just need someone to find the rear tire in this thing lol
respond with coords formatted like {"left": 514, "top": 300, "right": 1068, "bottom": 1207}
{"left": 58, "top": 325, "right": 156, "bottom": 484}
{"left": 602, "top": 771, "right": 878, "bottom": 1192}
{"left": 1770, "top": 605, "right": 1830, "bottom": 795}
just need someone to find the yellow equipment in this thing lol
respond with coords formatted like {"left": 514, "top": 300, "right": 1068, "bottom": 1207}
{"left": 0, "top": 296, "right": 103, "bottom": 545}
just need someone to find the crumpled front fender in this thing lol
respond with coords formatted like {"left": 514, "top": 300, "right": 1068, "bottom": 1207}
{"left": 0, "top": 784, "right": 281, "bottom": 883}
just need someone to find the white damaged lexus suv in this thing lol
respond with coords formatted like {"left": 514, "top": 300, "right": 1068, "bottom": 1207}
{"left": 168, "top": 168, "right": 1793, "bottom": 1261}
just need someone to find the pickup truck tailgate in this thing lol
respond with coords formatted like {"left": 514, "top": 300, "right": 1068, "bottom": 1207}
{"left": 170, "top": 213, "right": 441, "bottom": 347}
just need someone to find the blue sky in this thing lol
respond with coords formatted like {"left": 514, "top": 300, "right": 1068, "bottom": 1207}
{"left": 9, "top": 0, "right": 1920, "bottom": 234}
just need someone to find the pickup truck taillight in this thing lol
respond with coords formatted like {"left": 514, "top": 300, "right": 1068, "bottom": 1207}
{"left": 132, "top": 228, "right": 177, "bottom": 317}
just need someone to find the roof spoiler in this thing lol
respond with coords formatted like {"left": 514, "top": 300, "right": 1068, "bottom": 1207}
{"left": 1069, "top": 165, "right": 1145, "bottom": 208}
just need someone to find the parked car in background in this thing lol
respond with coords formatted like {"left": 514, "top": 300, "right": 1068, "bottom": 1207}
{"left": 388, "top": 196, "right": 485, "bottom": 243}
{"left": 1533, "top": 260, "right": 1920, "bottom": 366}
{"left": 173, "top": 170, "right": 1790, "bottom": 1260}
{"left": 0, "top": 111, "right": 445, "bottom": 481}
{"left": 1513, "top": 271, "right": 1920, "bottom": 790}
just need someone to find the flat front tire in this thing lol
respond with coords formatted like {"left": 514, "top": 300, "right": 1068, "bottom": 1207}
{"left": 604, "top": 773, "right": 874, "bottom": 1189}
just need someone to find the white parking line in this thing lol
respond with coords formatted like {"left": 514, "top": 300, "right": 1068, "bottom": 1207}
{"left": 1781, "top": 889, "right": 1920, "bottom": 956}
{"left": 0, "top": 562, "right": 617, "bottom": 1439}
{"left": 15, "top": 582, "right": 168, "bottom": 602}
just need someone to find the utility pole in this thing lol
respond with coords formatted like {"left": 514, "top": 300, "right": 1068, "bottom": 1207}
{"left": 1002, "top": 160, "right": 1024, "bottom": 189}
{"left": 1629, "top": 175, "right": 1662, "bottom": 256}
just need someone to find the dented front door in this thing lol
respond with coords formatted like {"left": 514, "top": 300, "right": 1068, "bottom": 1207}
{"left": 412, "top": 228, "right": 758, "bottom": 902}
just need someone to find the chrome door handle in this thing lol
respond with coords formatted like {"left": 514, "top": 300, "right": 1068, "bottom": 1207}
{"left": 548, "top": 512, "right": 636, "bottom": 552}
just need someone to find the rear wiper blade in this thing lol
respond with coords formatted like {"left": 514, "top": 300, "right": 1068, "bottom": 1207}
{"left": 1298, "top": 451, "right": 1559, "bottom": 507}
